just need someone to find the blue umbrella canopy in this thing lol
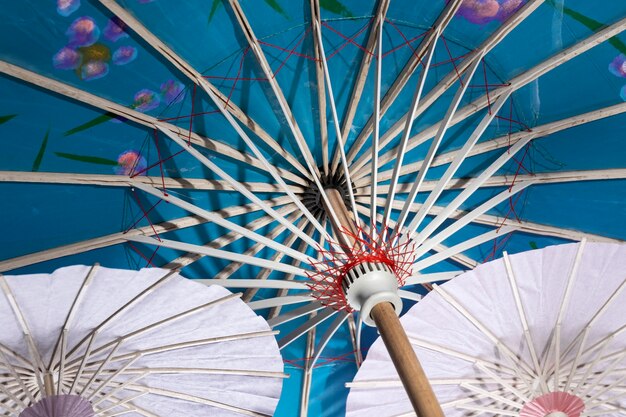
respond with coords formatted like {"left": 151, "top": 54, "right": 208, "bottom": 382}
{"left": 1, "top": 0, "right": 625, "bottom": 415}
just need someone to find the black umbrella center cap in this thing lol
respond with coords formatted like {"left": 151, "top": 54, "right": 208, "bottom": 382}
{"left": 302, "top": 170, "right": 351, "bottom": 220}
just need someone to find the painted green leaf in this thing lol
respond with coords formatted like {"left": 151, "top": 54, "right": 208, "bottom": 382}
{"left": 320, "top": 0, "right": 354, "bottom": 17}
{"left": 0, "top": 114, "right": 17, "bottom": 125}
{"left": 54, "top": 152, "right": 118, "bottom": 166}
{"left": 208, "top": 0, "right": 223, "bottom": 23}
{"left": 547, "top": 1, "right": 626, "bottom": 55}
{"left": 264, "top": 0, "right": 289, "bottom": 19}
{"left": 64, "top": 112, "right": 116, "bottom": 137}
{"left": 529, "top": 241, "right": 538, "bottom": 250}
{"left": 32, "top": 129, "right": 50, "bottom": 172}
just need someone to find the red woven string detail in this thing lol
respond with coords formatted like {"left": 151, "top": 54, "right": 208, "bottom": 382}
{"left": 306, "top": 225, "right": 416, "bottom": 312}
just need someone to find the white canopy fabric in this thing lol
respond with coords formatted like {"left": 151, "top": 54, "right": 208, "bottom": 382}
{"left": 0, "top": 265, "right": 284, "bottom": 417}
{"left": 347, "top": 242, "right": 626, "bottom": 416}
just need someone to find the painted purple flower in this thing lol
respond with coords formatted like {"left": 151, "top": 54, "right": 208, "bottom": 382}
{"left": 66, "top": 16, "right": 100, "bottom": 47}
{"left": 57, "top": 0, "right": 80, "bottom": 17}
{"left": 80, "top": 61, "right": 109, "bottom": 81}
{"left": 609, "top": 54, "right": 626, "bottom": 78}
{"left": 53, "top": 47, "right": 80, "bottom": 70}
{"left": 454, "top": 0, "right": 526, "bottom": 24}
{"left": 132, "top": 89, "right": 161, "bottom": 112}
{"left": 160, "top": 80, "right": 186, "bottom": 105}
{"left": 112, "top": 46, "right": 137, "bottom": 65}
{"left": 103, "top": 17, "right": 128, "bottom": 42}
{"left": 115, "top": 150, "right": 147, "bottom": 175}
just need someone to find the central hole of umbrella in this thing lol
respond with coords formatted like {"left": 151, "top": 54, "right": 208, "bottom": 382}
{"left": 302, "top": 170, "right": 351, "bottom": 220}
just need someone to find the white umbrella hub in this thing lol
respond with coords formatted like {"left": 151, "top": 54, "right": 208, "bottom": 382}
{"left": 307, "top": 224, "right": 415, "bottom": 325}
{"left": 520, "top": 392, "right": 585, "bottom": 417}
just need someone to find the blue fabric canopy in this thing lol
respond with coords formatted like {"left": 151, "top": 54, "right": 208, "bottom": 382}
{"left": 1, "top": 0, "right": 625, "bottom": 415}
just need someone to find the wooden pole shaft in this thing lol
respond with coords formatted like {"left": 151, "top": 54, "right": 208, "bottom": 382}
{"left": 322, "top": 188, "right": 444, "bottom": 417}
{"left": 370, "top": 302, "right": 444, "bottom": 417}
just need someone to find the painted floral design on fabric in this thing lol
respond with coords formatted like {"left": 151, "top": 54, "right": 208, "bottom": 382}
{"left": 453, "top": 0, "right": 527, "bottom": 24}
{"left": 57, "top": 0, "right": 81, "bottom": 16}
{"left": 66, "top": 17, "right": 100, "bottom": 47}
{"left": 54, "top": 4, "right": 138, "bottom": 81}
{"left": 112, "top": 46, "right": 138, "bottom": 65}
{"left": 103, "top": 17, "right": 129, "bottom": 42}
{"left": 609, "top": 54, "right": 626, "bottom": 78}
{"left": 160, "top": 80, "right": 186, "bottom": 105}
{"left": 53, "top": 47, "right": 81, "bottom": 70}
{"left": 132, "top": 89, "right": 161, "bottom": 112}
{"left": 115, "top": 150, "right": 147, "bottom": 175}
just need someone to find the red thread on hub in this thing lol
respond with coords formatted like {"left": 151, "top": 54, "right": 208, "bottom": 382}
{"left": 306, "top": 226, "right": 416, "bottom": 312}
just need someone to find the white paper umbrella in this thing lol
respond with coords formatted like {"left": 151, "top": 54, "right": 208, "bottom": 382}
{"left": 0, "top": 264, "right": 285, "bottom": 417}
{"left": 346, "top": 241, "right": 626, "bottom": 416}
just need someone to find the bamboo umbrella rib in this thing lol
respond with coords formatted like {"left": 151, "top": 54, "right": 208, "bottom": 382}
{"left": 0, "top": 197, "right": 291, "bottom": 273}
{"left": 347, "top": 0, "right": 544, "bottom": 170}
{"left": 224, "top": 0, "right": 345, "bottom": 241}
{"left": 165, "top": 204, "right": 299, "bottom": 270}
{"left": 337, "top": 0, "right": 390, "bottom": 153}
{"left": 356, "top": 168, "right": 626, "bottom": 195}
{"left": 309, "top": 0, "right": 329, "bottom": 177}
{"left": 343, "top": 0, "right": 464, "bottom": 165}
{"left": 128, "top": 235, "right": 309, "bottom": 277}
{"left": 311, "top": 312, "right": 350, "bottom": 364}
{"left": 300, "top": 316, "right": 315, "bottom": 417}
{"left": 248, "top": 296, "right": 315, "bottom": 311}
{"left": 312, "top": 9, "right": 361, "bottom": 226}
{"left": 360, "top": 101, "right": 626, "bottom": 185}
{"left": 268, "top": 221, "right": 318, "bottom": 319}
{"left": 354, "top": 203, "right": 479, "bottom": 270}
{"left": 460, "top": 383, "right": 524, "bottom": 409}
{"left": 213, "top": 213, "right": 306, "bottom": 282}
{"left": 66, "top": 293, "right": 243, "bottom": 375}
{"left": 0, "top": 277, "right": 46, "bottom": 395}
{"left": 49, "top": 264, "right": 99, "bottom": 371}
{"left": 0, "top": 171, "right": 295, "bottom": 193}
{"left": 406, "top": 92, "right": 511, "bottom": 235}
{"left": 267, "top": 302, "right": 326, "bottom": 329}
{"left": 352, "top": 15, "right": 626, "bottom": 178}
{"left": 64, "top": 331, "right": 280, "bottom": 373}
{"left": 156, "top": 126, "right": 319, "bottom": 250}
{"left": 381, "top": 37, "right": 439, "bottom": 234}
{"left": 226, "top": 0, "right": 319, "bottom": 177}
{"left": 278, "top": 308, "right": 337, "bottom": 350}
{"left": 131, "top": 181, "right": 311, "bottom": 263}
{"left": 411, "top": 181, "right": 534, "bottom": 259}
{"left": 412, "top": 226, "right": 519, "bottom": 273}
{"left": 392, "top": 55, "right": 484, "bottom": 237}
{"left": 408, "top": 135, "right": 532, "bottom": 245}
{"left": 0, "top": 62, "right": 304, "bottom": 186}
{"left": 370, "top": 15, "right": 384, "bottom": 237}
{"left": 95, "top": 0, "right": 311, "bottom": 181}
{"left": 0, "top": 350, "right": 35, "bottom": 404}
{"left": 403, "top": 272, "right": 462, "bottom": 286}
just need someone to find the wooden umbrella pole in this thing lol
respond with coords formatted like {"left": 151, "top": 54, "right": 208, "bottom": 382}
{"left": 322, "top": 188, "right": 444, "bottom": 417}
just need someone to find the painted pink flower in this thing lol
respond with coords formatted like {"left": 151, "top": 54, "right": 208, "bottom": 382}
{"left": 66, "top": 16, "right": 100, "bottom": 47}
{"left": 103, "top": 17, "right": 129, "bottom": 42}
{"left": 497, "top": 0, "right": 525, "bottom": 21}
{"left": 57, "top": 0, "right": 81, "bottom": 17}
{"left": 112, "top": 46, "right": 137, "bottom": 65}
{"left": 454, "top": 0, "right": 527, "bottom": 24}
{"left": 132, "top": 89, "right": 161, "bottom": 112}
{"left": 53, "top": 47, "right": 80, "bottom": 70}
{"left": 115, "top": 150, "right": 147, "bottom": 175}
{"left": 160, "top": 79, "right": 186, "bottom": 105}
{"left": 80, "top": 60, "right": 109, "bottom": 81}
{"left": 609, "top": 54, "right": 626, "bottom": 78}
